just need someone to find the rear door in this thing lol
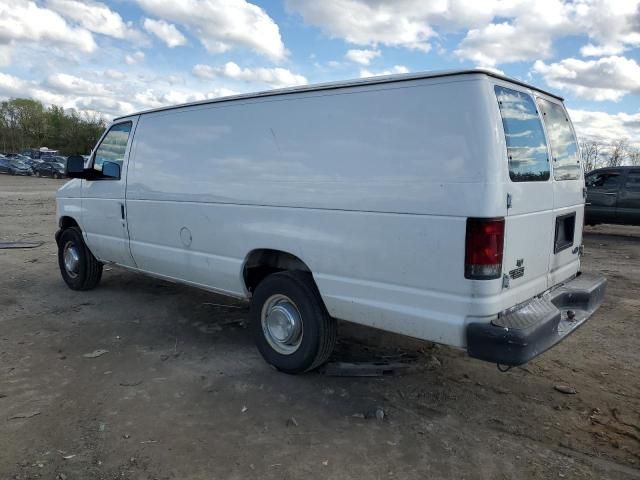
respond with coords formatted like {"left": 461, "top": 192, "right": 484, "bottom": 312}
{"left": 494, "top": 85, "right": 554, "bottom": 299}
{"left": 585, "top": 170, "right": 624, "bottom": 224}
{"left": 617, "top": 169, "right": 640, "bottom": 225}
{"left": 535, "top": 97, "right": 584, "bottom": 286}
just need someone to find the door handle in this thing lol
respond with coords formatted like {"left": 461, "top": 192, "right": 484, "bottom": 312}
{"left": 120, "top": 203, "right": 125, "bottom": 220}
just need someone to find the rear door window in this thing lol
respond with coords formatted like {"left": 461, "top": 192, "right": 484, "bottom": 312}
{"left": 495, "top": 86, "right": 550, "bottom": 182}
{"left": 536, "top": 99, "right": 581, "bottom": 181}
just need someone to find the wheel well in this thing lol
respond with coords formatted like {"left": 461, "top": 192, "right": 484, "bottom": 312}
{"left": 59, "top": 216, "right": 79, "bottom": 230}
{"left": 243, "top": 249, "right": 311, "bottom": 293}
{"left": 56, "top": 216, "right": 80, "bottom": 245}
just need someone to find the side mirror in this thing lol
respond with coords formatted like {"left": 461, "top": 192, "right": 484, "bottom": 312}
{"left": 66, "top": 155, "right": 86, "bottom": 178}
{"left": 102, "top": 160, "right": 121, "bottom": 179}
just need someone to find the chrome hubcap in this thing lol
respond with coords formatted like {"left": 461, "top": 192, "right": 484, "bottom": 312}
{"left": 261, "top": 294, "right": 303, "bottom": 355}
{"left": 63, "top": 241, "right": 80, "bottom": 278}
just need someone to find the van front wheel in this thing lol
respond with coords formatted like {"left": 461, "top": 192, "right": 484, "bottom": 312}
{"left": 250, "top": 271, "right": 336, "bottom": 374}
{"left": 57, "top": 227, "right": 103, "bottom": 290}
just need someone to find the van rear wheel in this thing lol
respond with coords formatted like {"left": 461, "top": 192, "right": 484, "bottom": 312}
{"left": 250, "top": 271, "right": 336, "bottom": 374}
{"left": 57, "top": 227, "right": 103, "bottom": 290}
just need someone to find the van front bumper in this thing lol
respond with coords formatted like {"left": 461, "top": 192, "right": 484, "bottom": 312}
{"left": 466, "top": 273, "right": 606, "bottom": 366}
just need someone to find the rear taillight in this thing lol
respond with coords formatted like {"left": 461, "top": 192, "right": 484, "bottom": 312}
{"left": 465, "top": 218, "right": 505, "bottom": 280}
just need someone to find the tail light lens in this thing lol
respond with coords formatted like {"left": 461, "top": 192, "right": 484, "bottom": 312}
{"left": 465, "top": 218, "right": 505, "bottom": 280}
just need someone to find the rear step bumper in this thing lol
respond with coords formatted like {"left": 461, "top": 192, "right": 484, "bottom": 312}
{"left": 466, "top": 273, "right": 606, "bottom": 366}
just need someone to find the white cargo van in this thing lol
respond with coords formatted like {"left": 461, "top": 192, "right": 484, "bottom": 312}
{"left": 57, "top": 69, "right": 606, "bottom": 373}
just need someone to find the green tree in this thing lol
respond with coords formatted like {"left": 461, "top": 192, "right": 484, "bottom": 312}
{"left": 0, "top": 98, "right": 106, "bottom": 155}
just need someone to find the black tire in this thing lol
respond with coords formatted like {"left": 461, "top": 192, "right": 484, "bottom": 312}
{"left": 250, "top": 271, "right": 337, "bottom": 374}
{"left": 57, "top": 227, "right": 103, "bottom": 290}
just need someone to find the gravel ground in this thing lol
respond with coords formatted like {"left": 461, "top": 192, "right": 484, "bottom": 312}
{"left": 1, "top": 174, "right": 639, "bottom": 480}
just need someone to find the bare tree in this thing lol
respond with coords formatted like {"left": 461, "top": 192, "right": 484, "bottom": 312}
{"left": 580, "top": 139, "right": 603, "bottom": 172}
{"left": 629, "top": 147, "right": 640, "bottom": 166}
{"left": 607, "top": 138, "right": 630, "bottom": 167}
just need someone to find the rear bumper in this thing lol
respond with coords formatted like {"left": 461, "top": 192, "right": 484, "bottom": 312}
{"left": 466, "top": 273, "right": 606, "bottom": 366}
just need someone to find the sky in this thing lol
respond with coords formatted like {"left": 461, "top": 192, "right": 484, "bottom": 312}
{"left": 1, "top": 0, "right": 639, "bottom": 146}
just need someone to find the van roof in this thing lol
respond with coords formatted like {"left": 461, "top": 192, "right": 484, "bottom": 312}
{"left": 114, "top": 68, "right": 563, "bottom": 121}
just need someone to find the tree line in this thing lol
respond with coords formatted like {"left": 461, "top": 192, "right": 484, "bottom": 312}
{"left": 0, "top": 98, "right": 106, "bottom": 156}
{"left": 580, "top": 138, "right": 640, "bottom": 172}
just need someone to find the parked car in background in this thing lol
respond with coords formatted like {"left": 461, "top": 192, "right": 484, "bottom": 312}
{"left": 585, "top": 166, "right": 640, "bottom": 226}
{"left": 5, "top": 153, "right": 40, "bottom": 169}
{"left": 50, "top": 155, "right": 68, "bottom": 167}
{"left": 30, "top": 147, "right": 59, "bottom": 160}
{"left": 8, "top": 158, "right": 33, "bottom": 176}
{"left": 34, "top": 161, "right": 65, "bottom": 179}
{"left": 0, "top": 155, "right": 9, "bottom": 173}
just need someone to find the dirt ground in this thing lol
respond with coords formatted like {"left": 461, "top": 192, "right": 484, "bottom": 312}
{"left": 0, "top": 174, "right": 639, "bottom": 480}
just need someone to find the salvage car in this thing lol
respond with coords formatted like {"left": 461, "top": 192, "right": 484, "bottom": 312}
{"left": 56, "top": 69, "right": 606, "bottom": 373}
{"left": 0, "top": 155, "right": 10, "bottom": 174}
{"left": 8, "top": 158, "right": 33, "bottom": 176}
{"left": 585, "top": 166, "right": 640, "bottom": 226}
{"left": 34, "top": 161, "right": 65, "bottom": 178}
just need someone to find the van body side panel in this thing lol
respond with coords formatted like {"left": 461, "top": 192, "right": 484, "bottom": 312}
{"left": 125, "top": 77, "right": 501, "bottom": 347}
{"left": 126, "top": 78, "right": 498, "bottom": 215}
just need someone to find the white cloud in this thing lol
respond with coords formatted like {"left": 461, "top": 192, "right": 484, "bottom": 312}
{"left": 45, "top": 73, "right": 110, "bottom": 96}
{"left": 136, "top": 0, "right": 286, "bottom": 61}
{"left": 76, "top": 97, "right": 135, "bottom": 116}
{"left": 0, "top": 0, "right": 96, "bottom": 57}
{"left": 0, "top": 68, "right": 242, "bottom": 119}
{"left": 104, "top": 69, "right": 126, "bottom": 81}
{"left": 285, "top": 0, "right": 437, "bottom": 51}
{"left": 47, "top": 0, "right": 144, "bottom": 42}
{"left": 573, "top": 0, "right": 640, "bottom": 57}
{"left": 125, "top": 51, "right": 146, "bottom": 65}
{"left": 345, "top": 49, "right": 380, "bottom": 66}
{"left": 359, "top": 65, "right": 409, "bottom": 78}
{"left": 570, "top": 109, "right": 640, "bottom": 147}
{"left": 286, "top": 0, "right": 640, "bottom": 67}
{"left": 454, "top": 0, "right": 577, "bottom": 67}
{"left": 533, "top": 56, "right": 640, "bottom": 101}
{"left": 193, "top": 62, "right": 307, "bottom": 88}
{"left": 579, "top": 43, "right": 625, "bottom": 57}
{"left": 143, "top": 18, "right": 187, "bottom": 48}
{"left": 0, "top": 72, "right": 28, "bottom": 96}
{"left": 454, "top": 0, "right": 640, "bottom": 66}
{"left": 0, "top": 45, "right": 11, "bottom": 67}
{"left": 456, "top": 22, "right": 557, "bottom": 67}
{"left": 133, "top": 88, "right": 237, "bottom": 109}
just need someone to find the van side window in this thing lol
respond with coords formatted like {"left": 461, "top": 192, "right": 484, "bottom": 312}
{"left": 625, "top": 171, "right": 640, "bottom": 192}
{"left": 536, "top": 99, "right": 581, "bottom": 181}
{"left": 494, "top": 86, "right": 550, "bottom": 182}
{"left": 586, "top": 172, "right": 620, "bottom": 188}
{"left": 93, "top": 122, "right": 133, "bottom": 172}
